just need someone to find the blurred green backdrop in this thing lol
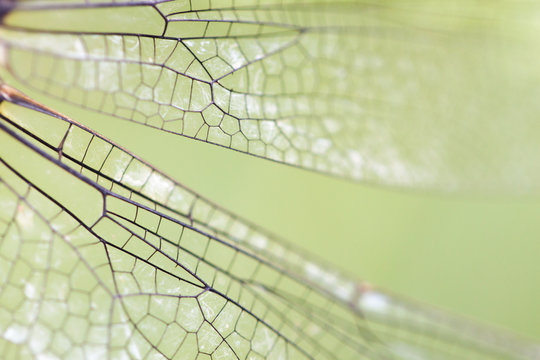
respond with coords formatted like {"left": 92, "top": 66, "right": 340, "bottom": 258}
{"left": 2, "top": 1, "right": 540, "bottom": 356}
{"left": 65, "top": 103, "right": 540, "bottom": 341}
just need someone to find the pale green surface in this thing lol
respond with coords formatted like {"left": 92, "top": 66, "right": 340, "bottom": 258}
{"left": 79, "top": 104, "right": 540, "bottom": 341}
{"left": 2, "top": 92, "right": 539, "bottom": 360}
{"left": 1, "top": 0, "right": 540, "bottom": 356}
{"left": 5, "top": 1, "right": 540, "bottom": 192}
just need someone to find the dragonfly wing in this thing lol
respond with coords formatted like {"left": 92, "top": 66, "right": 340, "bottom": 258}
{"left": 0, "top": 100, "right": 387, "bottom": 359}
{"left": 2, "top": 1, "right": 540, "bottom": 192}
{"left": 1, "top": 98, "right": 538, "bottom": 359}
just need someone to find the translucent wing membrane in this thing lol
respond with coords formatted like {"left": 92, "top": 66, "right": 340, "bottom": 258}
{"left": 1, "top": 97, "right": 539, "bottom": 359}
{"left": 2, "top": 1, "right": 540, "bottom": 191}
{"left": 1, "top": 1, "right": 540, "bottom": 359}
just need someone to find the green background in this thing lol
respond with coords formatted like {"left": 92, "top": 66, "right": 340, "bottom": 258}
{"left": 74, "top": 105, "right": 540, "bottom": 341}
{"left": 3, "top": 0, "right": 540, "bottom": 346}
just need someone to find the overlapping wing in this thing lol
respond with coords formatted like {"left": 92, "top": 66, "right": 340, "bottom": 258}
{"left": 1, "top": 97, "right": 538, "bottom": 359}
{"left": 2, "top": 1, "right": 540, "bottom": 191}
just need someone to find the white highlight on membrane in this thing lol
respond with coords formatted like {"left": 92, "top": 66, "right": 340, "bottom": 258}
{"left": 185, "top": 39, "right": 213, "bottom": 59}
{"left": 304, "top": 262, "right": 321, "bottom": 279}
{"left": 16, "top": 205, "right": 34, "bottom": 228}
{"left": 107, "top": 35, "right": 123, "bottom": 58}
{"left": 252, "top": 326, "right": 275, "bottom": 354}
{"left": 123, "top": 168, "right": 150, "bottom": 188}
{"left": 0, "top": 38, "right": 6, "bottom": 68}
{"left": 388, "top": 342, "right": 426, "bottom": 360}
{"left": 347, "top": 150, "right": 365, "bottom": 179}
{"left": 98, "top": 61, "right": 120, "bottom": 91}
{"left": 4, "top": 324, "right": 28, "bottom": 344}
{"left": 358, "top": 290, "right": 389, "bottom": 314}
{"left": 230, "top": 222, "right": 248, "bottom": 239}
{"left": 333, "top": 282, "right": 354, "bottom": 303}
{"left": 312, "top": 138, "right": 332, "bottom": 155}
{"left": 109, "top": 153, "right": 130, "bottom": 181}
{"left": 36, "top": 353, "right": 60, "bottom": 360}
{"left": 220, "top": 41, "right": 244, "bottom": 69}
{"left": 15, "top": 33, "right": 86, "bottom": 59}
{"left": 144, "top": 173, "right": 174, "bottom": 204}
{"left": 250, "top": 234, "right": 268, "bottom": 250}
{"left": 276, "top": 121, "right": 295, "bottom": 138}
{"left": 260, "top": 121, "right": 278, "bottom": 143}
{"left": 123, "top": 324, "right": 133, "bottom": 342}
{"left": 28, "top": 325, "right": 51, "bottom": 354}
{"left": 24, "top": 282, "right": 37, "bottom": 299}
{"left": 347, "top": 150, "right": 365, "bottom": 168}
{"left": 128, "top": 338, "right": 142, "bottom": 359}
{"left": 304, "top": 262, "right": 355, "bottom": 302}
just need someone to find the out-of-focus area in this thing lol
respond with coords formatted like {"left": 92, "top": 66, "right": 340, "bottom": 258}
{"left": 82, "top": 106, "right": 540, "bottom": 341}
{"left": 1, "top": 0, "right": 539, "bottom": 344}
